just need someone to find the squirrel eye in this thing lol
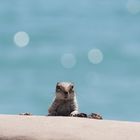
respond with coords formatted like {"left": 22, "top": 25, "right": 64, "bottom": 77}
{"left": 69, "top": 86, "right": 74, "bottom": 93}
{"left": 56, "top": 85, "right": 61, "bottom": 92}
{"left": 71, "top": 85, "right": 74, "bottom": 89}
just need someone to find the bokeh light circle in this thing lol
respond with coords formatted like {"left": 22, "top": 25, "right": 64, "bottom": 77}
{"left": 61, "top": 53, "right": 76, "bottom": 68}
{"left": 88, "top": 49, "right": 103, "bottom": 64}
{"left": 14, "top": 31, "right": 30, "bottom": 47}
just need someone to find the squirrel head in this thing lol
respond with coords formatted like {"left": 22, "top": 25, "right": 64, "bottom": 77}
{"left": 55, "top": 82, "right": 75, "bottom": 100}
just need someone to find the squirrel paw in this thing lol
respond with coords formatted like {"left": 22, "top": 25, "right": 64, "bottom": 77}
{"left": 74, "top": 113, "right": 87, "bottom": 118}
{"left": 88, "top": 113, "right": 103, "bottom": 120}
{"left": 70, "top": 111, "right": 87, "bottom": 118}
{"left": 70, "top": 111, "right": 79, "bottom": 117}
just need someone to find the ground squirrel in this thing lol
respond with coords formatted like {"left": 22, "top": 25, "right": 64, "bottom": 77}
{"left": 20, "top": 82, "right": 103, "bottom": 119}
{"left": 48, "top": 82, "right": 79, "bottom": 116}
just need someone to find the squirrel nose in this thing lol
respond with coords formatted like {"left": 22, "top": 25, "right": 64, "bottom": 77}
{"left": 64, "top": 92, "right": 68, "bottom": 95}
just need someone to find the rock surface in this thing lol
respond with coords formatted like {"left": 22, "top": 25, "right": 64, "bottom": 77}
{"left": 0, "top": 115, "right": 140, "bottom": 140}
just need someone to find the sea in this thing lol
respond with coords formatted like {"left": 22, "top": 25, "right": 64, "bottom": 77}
{"left": 0, "top": 0, "right": 140, "bottom": 122}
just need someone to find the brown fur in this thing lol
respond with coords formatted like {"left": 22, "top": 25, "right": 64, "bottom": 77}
{"left": 48, "top": 82, "right": 79, "bottom": 116}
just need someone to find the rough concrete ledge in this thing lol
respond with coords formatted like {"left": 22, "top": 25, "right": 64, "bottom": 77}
{"left": 0, "top": 115, "right": 140, "bottom": 140}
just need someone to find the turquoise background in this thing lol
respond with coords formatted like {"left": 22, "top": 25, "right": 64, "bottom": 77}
{"left": 0, "top": 0, "right": 140, "bottom": 121}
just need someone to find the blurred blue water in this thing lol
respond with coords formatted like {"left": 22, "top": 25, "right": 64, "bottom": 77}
{"left": 0, "top": 0, "right": 140, "bottom": 121}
